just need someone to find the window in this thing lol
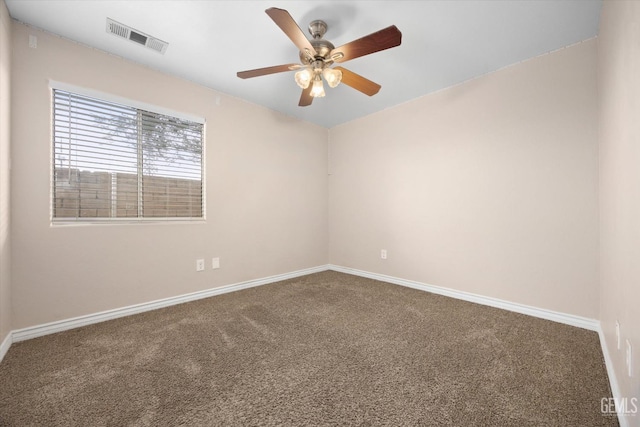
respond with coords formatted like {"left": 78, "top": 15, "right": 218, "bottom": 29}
{"left": 52, "top": 89, "right": 204, "bottom": 222}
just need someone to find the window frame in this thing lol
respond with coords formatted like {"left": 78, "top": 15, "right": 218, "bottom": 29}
{"left": 49, "top": 82, "right": 206, "bottom": 225}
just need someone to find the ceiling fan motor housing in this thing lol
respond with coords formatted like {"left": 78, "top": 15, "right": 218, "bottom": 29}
{"left": 299, "top": 20, "right": 334, "bottom": 64}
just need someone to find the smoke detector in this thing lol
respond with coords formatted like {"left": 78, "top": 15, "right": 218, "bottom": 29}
{"left": 106, "top": 18, "right": 168, "bottom": 54}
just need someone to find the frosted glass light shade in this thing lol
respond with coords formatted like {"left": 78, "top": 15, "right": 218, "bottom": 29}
{"left": 310, "top": 78, "right": 326, "bottom": 98}
{"left": 294, "top": 69, "right": 312, "bottom": 89}
{"left": 322, "top": 68, "right": 343, "bottom": 88}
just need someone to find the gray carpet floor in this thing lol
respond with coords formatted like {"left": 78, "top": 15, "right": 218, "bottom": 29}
{"left": 0, "top": 271, "right": 617, "bottom": 426}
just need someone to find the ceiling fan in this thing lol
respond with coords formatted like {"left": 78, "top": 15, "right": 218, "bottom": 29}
{"left": 237, "top": 8, "right": 402, "bottom": 107}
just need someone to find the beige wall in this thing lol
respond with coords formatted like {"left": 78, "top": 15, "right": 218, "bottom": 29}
{"left": 329, "top": 40, "right": 599, "bottom": 318}
{"left": 10, "top": 22, "right": 328, "bottom": 329}
{"left": 0, "top": 0, "right": 11, "bottom": 344}
{"left": 598, "top": 1, "right": 640, "bottom": 403}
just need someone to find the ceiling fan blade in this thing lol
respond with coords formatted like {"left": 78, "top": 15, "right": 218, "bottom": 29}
{"left": 237, "top": 64, "right": 300, "bottom": 79}
{"left": 299, "top": 85, "right": 313, "bottom": 107}
{"left": 334, "top": 67, "right": 381, "bottom": 96}
{"left": 266, "top": 8, "right": 317, "bottom": 57}
{"left": 330, "top": 25, "right": 402, "bottom": 63}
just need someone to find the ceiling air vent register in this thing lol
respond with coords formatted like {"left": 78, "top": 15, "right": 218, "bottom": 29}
{"left": 106, "top": 18, "right": 168, "bottom": 54}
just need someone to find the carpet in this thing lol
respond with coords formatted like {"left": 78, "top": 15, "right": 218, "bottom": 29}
{"left": 0, "top": 271, "right": 617, "bottom": 426}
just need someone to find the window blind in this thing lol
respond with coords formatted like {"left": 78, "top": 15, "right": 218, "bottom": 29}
{"left": 52, "top": 89, "right": 204, "bottom": 221}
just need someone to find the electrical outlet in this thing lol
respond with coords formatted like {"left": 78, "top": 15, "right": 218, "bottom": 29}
{"left": 29, "top": 35, "right": 37, "bottom": 49}
{"left": 381, "top": 249, "right": 387, "bottom": 260}
{"left": 626, "top": 340, "right": 633, "bottom": 377}
{"left": 616, "top": 320, "right": 621, "bottom": 350}
{"left": 212, "top": 257, "right": 220, "bottom": 269}
{"left": 196, "top": 259, "right": 205, "bottom": 272}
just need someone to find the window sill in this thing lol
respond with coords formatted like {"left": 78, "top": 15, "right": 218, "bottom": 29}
{"left": 50, "top": 218, "right": 206, "bottom": 227}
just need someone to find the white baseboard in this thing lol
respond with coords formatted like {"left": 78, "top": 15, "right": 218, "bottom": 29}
{"left": 0, "top": 331, "right": 11, "bottom": 364}
{"left": 11, "top": 265, "right": 329, "bottom": 343}
{"left": 597, "top": 325, "right": 627, "bottom": 427}
{"left": 328, "top": 264, "right": 599, "bottom": 331}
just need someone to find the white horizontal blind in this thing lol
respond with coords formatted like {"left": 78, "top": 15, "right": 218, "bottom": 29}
{"left": 52, "top": 89, "right": 203, "bottom": 221}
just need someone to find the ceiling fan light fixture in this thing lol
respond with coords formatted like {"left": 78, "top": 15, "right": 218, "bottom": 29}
{"left": 237, "top": 8, "right": 402, "bottom": 107}
{"left": 294, "top": 68, "right": 312, "bottom": 89}
{"left": 310, "top": 77, "right": 326, "bottom": 98}
{"left": 322, "top": 68, "right": 343, "bottom": 88}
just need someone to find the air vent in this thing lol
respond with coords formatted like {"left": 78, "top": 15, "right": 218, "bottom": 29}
{"left": 106, "top": 18, "right": 168, "bottom": 54}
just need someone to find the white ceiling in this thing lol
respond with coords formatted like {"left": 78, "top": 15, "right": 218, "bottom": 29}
{"left": 6, "top": 0, "right": 602, "bottom": 128}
